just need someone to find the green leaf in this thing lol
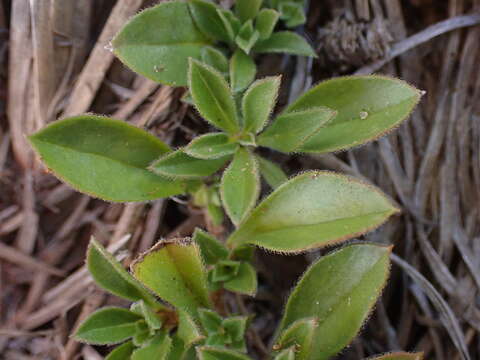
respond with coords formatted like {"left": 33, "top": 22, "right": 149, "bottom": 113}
{"left": 369, "top": 353, "right": 424, "bottom": 360}
{"left": 258, "top": 107, "right": 336, "bottom": 152}
{"left": 217, "top": 9, "right": 241, "bottom": 43}
{"left": 87, "top": 238, "right": 160, "bottom": 309}
{"left": 231, "top": 245, "right": 255, "bottom": 262}
{"left": 189, "top": 59, "right": 240, "bottom": 133}
{"left": 207, "top": 203, "right": 225, "bottom": 227}
{"left": 28, "top": 115, "right": 186, "bottom": 202}
{"left": 188, "top": 0, "right": 231, "bottom": 43}
{"left": 132, "top": 239, "right": 212, "bottom": 318}
{"left": 255, "top": 9, "right": 280, "bottom": 40}
{"left": 236, "top": 0, "right": 263, "bottom": 22}
{"left": 253, "top": 31, "right": 316, "bottom": 57}
{"left": 274, "top": 318, "right": 316, "bottom": 360}
{"left": 277, "top": 244, "right": 392, "bottom": 360}
{"left": 287, "top": 76, "right": 422, "bottom": 153}
{"left": 222, "top": 316, "right": 249, "bottom": 342}
{"left": 221, "top": 147, "right": 260, "bottom": 226}
{"left": 74, "top": 307, "right": 142, "bottom": 345}
{"left": 184, "top": 133, "right": 238, "bottom": 160}
{"left": 224, "top": 262, "right": 257, "bottom": 296}
{"left": 256, "top": 155, "right": 288, "bottom": 189}
{"left": 274, "top": 347, "right": 295, "bottom": 360}
{"left": 133, "top": 321, "right": 151, "bottom": 346}
{"left": 105, "top": 341, "right": 135, "bottom": 360}
{"left": 235, "top": 20, "right": 260, "bottom": 54}
{"left": 130, "top": 301, "right": 163, "bottom": 331}
{"left": 131, "top": 332, "right": 172, "bottom": 360}
{"left": 197, "top": 346, "right": 253, "bottom": 360}
{"left": 169, "top": 335, "right": 193, "bottom": 360}
{"left": 112, "top": 1, "right": 213, "bottom": 86}
{"left": 279, "top": 2, "right": 306, "bottom": 28}
{"left": 230, "top": 49, "right": 257, "bottom": 93}
{"left": 178, "top": 310, "right": 204, "bottom": 346}
{"left": 242, "top": 76, "right": 281, "bottom": 134}
{"left": 201, "top": 47, "right": 229, "bottom": 74}
{"left": 211, "top": 260, "right": 241, "bottom": 282}
{"left": 150, "top": 150, "right": 230, "bottom": 179}
{"left": 193, "top": 228, "right": 229, "bottom": 265}
{"left": 227, "top": 171, "right": 399, "bottom": 252}
{"left": 199, "top": 309, "right": 223, "bottom": 334}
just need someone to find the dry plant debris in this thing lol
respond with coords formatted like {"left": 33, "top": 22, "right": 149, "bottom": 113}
{"left": 1, "top": 0, "right": 480, "bottom": 359}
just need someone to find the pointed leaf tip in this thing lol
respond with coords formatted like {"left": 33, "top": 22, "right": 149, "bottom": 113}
{"left": 189, "top": 58, "right": 239, "bottom": 134}
{"left": 221, "top": 147, "right": 260, "bottom": 226}
{"left": 288, "top": 75, "right": 422, "bottom": 153}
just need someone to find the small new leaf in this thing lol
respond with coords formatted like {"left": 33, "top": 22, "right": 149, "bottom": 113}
{"left": 256, "top": 155, "right": 288, "bottom": 189}
{"left": 227, "top": 171, "right": 399, "bottom": 252}
{"left": 275, "top": 318, "right": 317, "bottom": 360}
{"left": 201, "top": 47, "right": 229, "bottom": 74}
{"left": 287, "top": 75, "right": 422, "bottom": 153}
{"left": 130, "top": 300, "right": 163, "bottom": 331}
{"left": 253, "top": 31, "right": 316, "bottom": 57}
{"left": 131, "top": 331, "right": 172, "bottom": 360}
{"left": 198, "top": 309, "right": 223, "bottom": 334}
{"left": 258, "top": 107, "right": 336, "bottom": 152}
{"left": 184, "top": 133, "right": 238, "bottom": 160}
{"left": 221, "top": 147, "right": 260, "bottom": 226}
{"left": 150, "top": 150, "right": 230, "bottom": 179}
{"left": 242, "top": 76, "right": 281, "bottom": 134}
{"left": 236, "top": 0, "right": 263, "bottom": 23}
{"left": 28, "top": 115, "right": 186, "bottom": 202}
{"left": 105, "top": 341, "right": 135, "bottom": 360}
{"left": 87, "top": 238, "right": 159, "bottom": 309}
{"left": 189, "top": 59, "right": 239, "bottom": 134}
{"left": 224, "top": 262, "right": 257, "bottom": 296}
{"left": 277, "top": 244, "right": 392, "bottom": 360}
{"left": 235, "top": 20, "right": 260, "bottom": 54}
{"left": 193, "top": 228, "right": 229, "bottom": 265}
{"left": 369, "top": 352, "right": 424, "bottom": 360}
{"left": 255, "top": 9, "right": 280, "bottom": 40}
{"left": 230, "top": 49, "right": 257, "bottom": 93}
{"left": 131, "top": 239, "right": 212, "bottom": 319}
{"left": 197, "top": 346, "right": 253, "bottom": 360}
{"left": 74, "top": 307, "right": 142, "bottom": 345}
{"left": 188, "top": 0, "right": 231, "bottom": 43}
{"left": 217, "top": 9, "right": 241, "bottom": 43}
{"left": 112, "top": 1, "right": 213, "bottom": 86}
{"left": 279, "top": 2, "right": 306, "bottom": 28}
{"left": 178, "top": 310, "right": 204, "bottom": 346}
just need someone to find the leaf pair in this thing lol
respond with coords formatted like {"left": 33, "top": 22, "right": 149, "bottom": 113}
{"left": 257, "top": 75, "right": 421, "bottom": 155}
{"left": 194, "top": 229, "right": 257, "bottom": 296}
{"left": 113, "top": 0, "right": 316, "bottom": 87}
{"left": 198, "top": 309, "right": 248, "bottom": 352}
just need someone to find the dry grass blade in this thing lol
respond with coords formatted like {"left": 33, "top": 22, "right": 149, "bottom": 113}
{"left": 356, "top": 14, "right": 480, "bottom": 75}
{"left": 0, "top": 242, "right": 65, "bottom": 277}
{"left": 391, "top": 254, "right": 471, "bottom": 360}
